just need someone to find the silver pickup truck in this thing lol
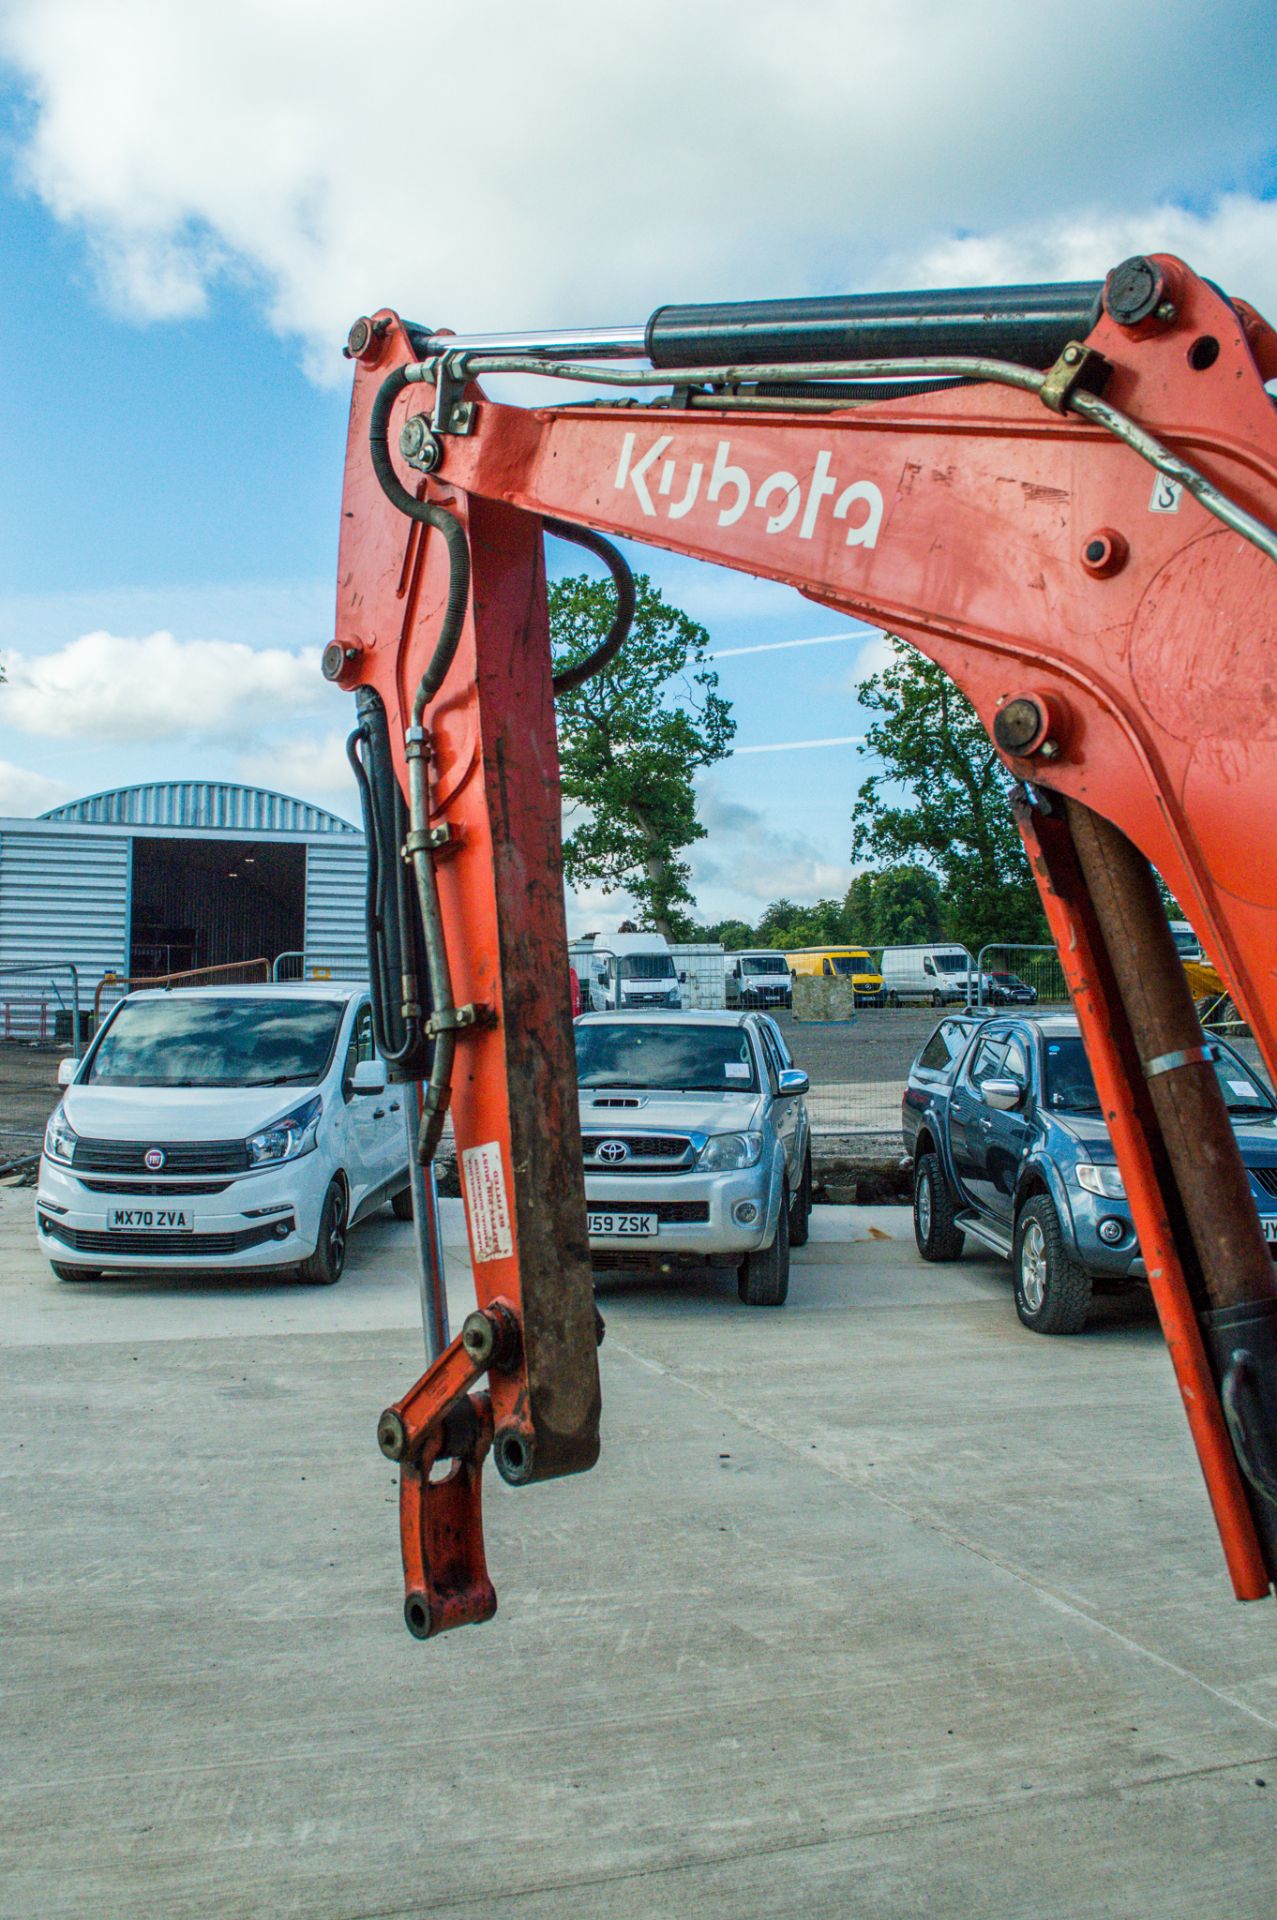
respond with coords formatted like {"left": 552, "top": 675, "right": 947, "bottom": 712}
{"left": 576, "top": 1009, "right": 812, "bottom": 1305}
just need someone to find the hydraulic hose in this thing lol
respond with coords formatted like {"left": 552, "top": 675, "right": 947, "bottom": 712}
{"left": 546, "top": 519, "right": 636, "bottom": 695}
{"left": 368, "top": 364, "right": 472, "bottom": 721}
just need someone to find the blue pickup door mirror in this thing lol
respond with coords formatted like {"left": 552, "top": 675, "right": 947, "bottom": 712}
{"left": 982, "top": 1077, "right": 1025, "bottom": 1111}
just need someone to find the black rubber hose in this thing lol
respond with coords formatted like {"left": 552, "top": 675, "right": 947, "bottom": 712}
{"left": 368, "top": 364, "right": 471, "bottom": 719}
{"left": 347, "top": 719, "right": 421, "bottom": 1067}
{"left": 546, "top": 519, "right": 636, "bottom": 696}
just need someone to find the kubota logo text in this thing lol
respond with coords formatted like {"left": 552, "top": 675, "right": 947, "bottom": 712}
{"left": 613, "top": 433, "right": 883, "bottom": 547}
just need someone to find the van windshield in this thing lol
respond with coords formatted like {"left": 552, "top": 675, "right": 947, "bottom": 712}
{"left": 829, "top": 955, "right": 872, "bottom": 976}
{"left": 86, "top": 996, "right": 345, "bottom": 1088}
{"left": 933, "top": 953, "right": 970, "bottom": 972}
{"left": 618, "top": 953, "right": 675, "bottom": 980}
{"left": 742, "top": 955, "right": 789, "bottom": 975}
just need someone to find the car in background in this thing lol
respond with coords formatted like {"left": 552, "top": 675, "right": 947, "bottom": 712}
{"left": 36, "top": 983, "right": 411, "bottom": 1285}
{"left": 987, "top": 971, "right": 1037, "bottom": 1005}
{"left": 576, "top": 1009, "right": 811, "bottom": 1305}
{"left": 725, "top": 949, "right": 793, "bottom": 1010}
{"left": 902, "top": 1010, "right": 1277, "bottom": 1333}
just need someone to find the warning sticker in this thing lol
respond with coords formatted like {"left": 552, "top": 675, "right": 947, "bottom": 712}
{"left": 462, "top": 1141, "right": 514, "bottom": 1263}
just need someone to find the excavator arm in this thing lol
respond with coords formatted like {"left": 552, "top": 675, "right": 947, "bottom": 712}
{"left": 327, "top": 254, "right": 1277, "bottom": 1634}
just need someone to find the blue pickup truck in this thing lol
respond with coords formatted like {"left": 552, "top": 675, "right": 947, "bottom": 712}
{"left": 902, "top": 1010, "right": 1277, "bottom": 1334}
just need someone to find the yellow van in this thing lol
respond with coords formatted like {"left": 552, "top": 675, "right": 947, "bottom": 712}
{"left": 785, "top": 948, "right": 884, "bottom": 1005}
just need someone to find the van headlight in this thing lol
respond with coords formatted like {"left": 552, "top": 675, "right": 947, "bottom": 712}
{"left": 700, "top": 1132, "right": 763, "bottom": 1170}
{"left": 44, "top": 1104, "right": 78, "bottom": 1166}
{"left": 246, "top": 1095, "right": 323, "bottom": 1167}
{"left": 1076, "top": 1162, "right": 1126, "bottom": 1199}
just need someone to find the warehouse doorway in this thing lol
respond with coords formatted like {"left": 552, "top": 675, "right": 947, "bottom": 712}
{"left": 129, "top": 838, "right": 306, "bottom": 977}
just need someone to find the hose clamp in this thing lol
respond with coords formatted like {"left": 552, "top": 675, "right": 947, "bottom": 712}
{"left": 1143, "top": 1043, "right": 1218, "bottom": 1080}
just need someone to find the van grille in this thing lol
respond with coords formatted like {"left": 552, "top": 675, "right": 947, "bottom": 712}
{"left": 72, "top": 1138, "right": 251, "bottom": 1175}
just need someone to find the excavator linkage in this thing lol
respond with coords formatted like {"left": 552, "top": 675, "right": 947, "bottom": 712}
{"left": 330, "top": 255, "right": 1277, "bottom": 1632}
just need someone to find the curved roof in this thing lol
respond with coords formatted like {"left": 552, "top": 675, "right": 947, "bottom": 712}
{"left": 40, "top": 780, "right": 359, "bottom": 837}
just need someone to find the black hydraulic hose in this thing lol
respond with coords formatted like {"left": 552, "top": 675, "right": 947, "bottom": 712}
{"left": 347, "top": 717, "right": 423, "bottom": 1069}
{"left": 547, "top": 519, "right": 636, "bottom": 695}
{"left": 368, "top": 364, "right": 471, "bottom": 720}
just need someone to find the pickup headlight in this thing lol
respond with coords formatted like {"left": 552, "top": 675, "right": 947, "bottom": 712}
{"left": 246, "top": 1095, "right": 323, "bottom": 1167}
{"left": 700, "top": 1131, "right": 764, "bottom": 1170}
{"left": 1076, "top": 1162, "right": 1126, "bottom": 1199}
{"left": 44, "top": 1104, "right": 77, "bottom": 1166}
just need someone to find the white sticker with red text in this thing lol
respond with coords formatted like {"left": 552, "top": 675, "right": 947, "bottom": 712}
{"left": 462, "top": 1141, "right": 513, "bottom": 1263}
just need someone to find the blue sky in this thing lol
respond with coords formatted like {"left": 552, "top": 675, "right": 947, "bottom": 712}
{"left": 1, "top": 3, "right": 1274, "bottom": 930}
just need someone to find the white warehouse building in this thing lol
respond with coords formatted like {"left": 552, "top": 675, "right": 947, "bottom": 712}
{"left": 0, "top": 781, "right": 368, "bottom": 1002}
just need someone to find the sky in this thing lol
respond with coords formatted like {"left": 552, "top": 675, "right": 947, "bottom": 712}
{"left": 0, "top": 0, "right": 1275, "bottom": 933}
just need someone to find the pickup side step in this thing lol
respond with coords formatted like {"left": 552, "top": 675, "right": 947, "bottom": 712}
{"left": 955, "top": 1211, "right": 1014, "bottom": 1259}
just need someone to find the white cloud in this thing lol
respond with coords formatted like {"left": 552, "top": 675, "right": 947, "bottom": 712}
{"left": 886, "top": 193, "right": 1277, "bottom": 325}
{"left": 692, "top": 780, "right": 847, "bottom": 908}
{"left": 3, "top": 1, "right": 1272, "bottom": 373}
{"left": 0, "top": 758, "right": 71, "bottom": 816}
{"left": 1, "top": 630, "right": 332, "bottom": 741}
{"left": 235, "top": 729, "right": 358, "bottom": 818}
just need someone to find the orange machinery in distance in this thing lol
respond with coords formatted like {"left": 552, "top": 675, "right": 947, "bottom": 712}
{"left": 324, "top": 255, "right": 1277, "bottom": 1637}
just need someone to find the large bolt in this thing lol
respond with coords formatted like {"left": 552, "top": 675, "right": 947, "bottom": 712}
{"left": 993, "top": 696, "right": 1048, "bottom": 755}
{"left": 400, "top": 413, "right": 441, "bottom": 472}
{"left": 1104, "top": 256, "right": 1169, "bottom": 330}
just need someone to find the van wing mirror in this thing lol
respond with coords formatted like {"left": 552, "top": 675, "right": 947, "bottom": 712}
{"left": 56, "top": 1057, "right": 77, "bottom": 1087}
{"left": 982, "top": 1077, "right": 1025, "bottom": 1111}
{"left": 351, "top": 1058, "right": 386, "bottom": 1095}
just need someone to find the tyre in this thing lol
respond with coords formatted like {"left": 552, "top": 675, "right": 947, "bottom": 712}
{"left": 1012, "top": 1193, "right": 1092, "bottom": 1334}
{"left": 788, "top": 1145, "right": 813, "bottom": 1248}
{"left": 297, "top": 1177, "right": 348, "bottom": 1286}
{"left": 930, "top": 988, "right": 943, "bottom": 1007}
{"left": 913, "top": 1152, "right": 965, "bottom": 1261}
{"left": 390, "top": 1183, "right": 414, "bottom": 1221}
{"left": 51, "top": 1262, "right": 102, "bottom": 1281}
{"left": 738, "top": 1187, "right": 790, "bottom": 1306}
{"left": 886, "top": 991, "right": 899, "bottom": 1008}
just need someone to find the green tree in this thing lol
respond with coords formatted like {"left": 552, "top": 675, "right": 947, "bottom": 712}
{"left": 551, "top": 571, "right": 735, "bottom": 939}
{"left": 851, "top": 637, "right": 1046, "bottom": 952}
{"left": 845, "top": 864, "right": 944, "bottom": 946}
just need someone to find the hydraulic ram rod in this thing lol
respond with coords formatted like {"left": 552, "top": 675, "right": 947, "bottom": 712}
{"left": 399, "top": 280, "right": 1105, "bottom": 371}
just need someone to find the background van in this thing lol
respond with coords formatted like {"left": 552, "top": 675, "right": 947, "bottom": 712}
{"left": 880, "top": 943, "right": 976, "bottom": 1007}
{"left": 786, "top": 948, "right": 884, "bottom": 1005}
{"left": 725, "top": 950, "right": 792, "bottom": 1009}
{"left": 581, "top": 933, "right": 683, "bottom": 1011}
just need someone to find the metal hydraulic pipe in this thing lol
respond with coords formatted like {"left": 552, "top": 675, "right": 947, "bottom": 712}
{"left": 404, "top": 1087, "right": 450, "bottom": 1363}
{"left": 405, "top": 323, "right": 648, "bottom": 361}
{"left": 1064, "top": 800, "right": 1277, "bottom": 1314}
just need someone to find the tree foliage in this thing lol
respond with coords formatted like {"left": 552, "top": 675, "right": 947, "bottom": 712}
{"left": 551, "top": 571, "right": 734, "bottom": 939}
{"left": 845, "top": 864, "right": 944, "bottom": 946}
{"left": 851, "top": 637, "right": 1045, "bottom": 952}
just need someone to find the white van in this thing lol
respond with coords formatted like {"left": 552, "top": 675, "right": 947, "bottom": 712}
{"left": 880, "top": 943, "right": 977, "bottom": 1007}
{"left": 582, "top": 933, "right": 683, "bottom": 1012}
{"left": 35, "top": 983, "right": 410, "bottom": 1285}
{"left": 724, "top": 950, "right": 792, "bottom": 1010}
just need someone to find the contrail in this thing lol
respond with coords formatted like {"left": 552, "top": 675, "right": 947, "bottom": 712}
{"left": 732, "top": 735, "right": 863, "bottom": 755}
{"left": 707, "top": 631, "right": 869, "bottom": 660}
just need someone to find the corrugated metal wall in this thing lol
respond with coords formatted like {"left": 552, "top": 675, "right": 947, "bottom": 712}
{"left": 44, "top": 782, "right": 359, "bottom": 838}
{"left": 303, "top": 841, "right": 368, "bottom": 980}
{"left": 0, "top": 830, "right": 130, "bottom": 977}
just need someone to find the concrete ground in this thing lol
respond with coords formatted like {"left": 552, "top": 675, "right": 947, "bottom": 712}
{"left": 3, "top": 1192, "right": 1277, "bottom": 1918}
